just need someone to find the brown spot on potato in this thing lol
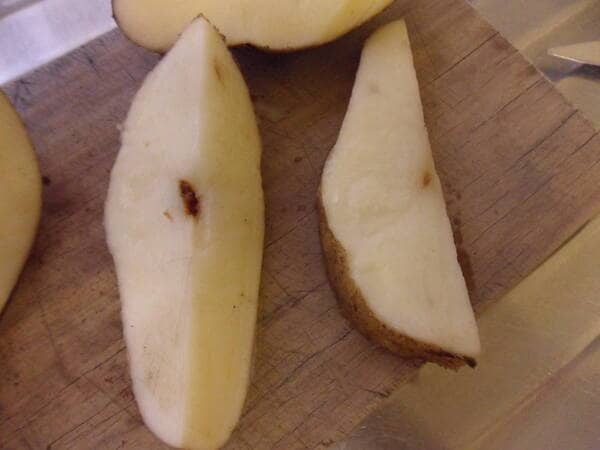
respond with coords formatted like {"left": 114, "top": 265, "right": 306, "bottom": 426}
{"left": 422, "top": 171, "right": 432, "bottom": 188}
{"left": 163, "top": 210, "right": 173, "bottom": 221}
{"left": 179, "top": 180, "right": 200, "bottom": 218}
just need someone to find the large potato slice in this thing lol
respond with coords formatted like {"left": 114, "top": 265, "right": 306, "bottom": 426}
{"left": 105, "top": 18, "right": 264, "bottom": 449}
{"left": 319, "top": 20, "right": 480, "bottom": 369}
{"left": 113, "top": 0, "right": 393, "bottom": 52}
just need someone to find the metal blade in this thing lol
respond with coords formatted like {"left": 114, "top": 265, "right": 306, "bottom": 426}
{"left": 549, "top": 41, "right": 600, "bottom": 66}
{"left": 0, "top": 0, "right": 114, "bottom": 85}
{"left": 468, "top": 0, "right": 600, "bottom": 129}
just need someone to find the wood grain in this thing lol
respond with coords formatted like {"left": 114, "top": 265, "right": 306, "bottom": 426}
{"left": 1, "top": 0, "right": 599, "bottom": 448}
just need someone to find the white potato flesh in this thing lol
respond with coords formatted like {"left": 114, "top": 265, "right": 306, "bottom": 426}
{"left": 105, "top": 18, "right": 264, "bottom": 450}
{"left": 321, "top": 20, "right": 480, "bottom": 358}
{"left": 113, "top": 0, "right": 393, "bottom": 52}
{"left": 0, "top": 92, "right": 41, "bottom": 313}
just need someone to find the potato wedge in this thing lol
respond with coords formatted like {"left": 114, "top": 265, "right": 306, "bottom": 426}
{"left": 105, "top": 18, "right": 264, "bottom": 449}
{"left": 319, "top": 20, "right": 480, "bottom": 368}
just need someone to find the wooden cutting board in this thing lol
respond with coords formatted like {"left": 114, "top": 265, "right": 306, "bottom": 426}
{"left": 1, "top": 0, "right": 599, "bottom": 448}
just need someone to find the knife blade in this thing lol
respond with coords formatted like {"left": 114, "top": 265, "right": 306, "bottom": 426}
{"left": 0, "top": 0, "right": 115, "bottom": 85}
{"left": 548, "top": 41, "right": 600, "bottom": 66}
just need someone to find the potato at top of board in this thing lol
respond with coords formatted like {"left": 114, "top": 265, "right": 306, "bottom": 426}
{"left": 319, "top": 19, "right": 480, "bottom": 369}
{"left": 112, "top": 0, "right": 393, "bottom": 52}
{"left": 0, "top": 91, "right": 42, "bottom": 314}
{"left": 104, "top": 17, "right": 264, "bottom": 450}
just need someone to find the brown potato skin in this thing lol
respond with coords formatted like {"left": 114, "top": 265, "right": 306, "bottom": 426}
{"left": 317, "top": 193, "right": 476, "bottom": 370}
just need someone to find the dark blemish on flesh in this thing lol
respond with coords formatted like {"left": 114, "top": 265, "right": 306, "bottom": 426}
{"left": 368, "top": 83, "right": 380, "bottom": 94}
{"left": 294, "top": 156, "right": 303, "bottom": 163}
{"left": 422, "top": 171, "right": 432, "bottom": 188}
{"left": 163, "top": 210, "right": 173, "bottom": 221}
{"left": 179, "top": 180, "right": 200, "bottom": 218}
{"left": 42, "top": 175, "right": 51, "bottom": 186}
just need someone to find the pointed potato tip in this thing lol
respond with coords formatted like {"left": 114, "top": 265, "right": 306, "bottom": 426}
{"left": 190, "top": 14, "right": 227, "bottom": 44}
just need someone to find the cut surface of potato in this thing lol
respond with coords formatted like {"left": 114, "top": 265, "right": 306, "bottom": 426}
{"left": 105, "top": 18, "right": 264, "bottom": 449}
{"left": 319, "top": 20, "right": 480, "bottom": 368}
{"left": 0, "top": 92, "right": 42, "bottom": 313}
{"left": 113, "top": 0, "right": 393, "bottom": 52}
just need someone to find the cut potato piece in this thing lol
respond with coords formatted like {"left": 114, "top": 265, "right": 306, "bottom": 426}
{"left": 319, "top": 20, "right": 480, "bottom": 368}
{"left": 105, "top": 18, "right": 264, "bottom": 449}
{"left": 0, "top": 91, "right": 42, "bottom": 313}
{"left": 113, "top": 0, "right": 393, "bottom": 52}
